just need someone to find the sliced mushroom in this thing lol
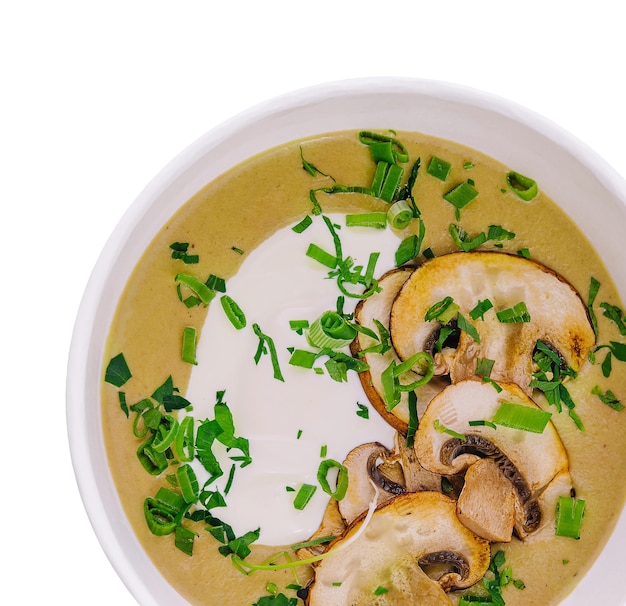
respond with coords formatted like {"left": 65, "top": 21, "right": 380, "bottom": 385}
{"left": 414, "top": 380, "right": 569, "bottom": 538}
{"left": 338, "top": 442, "right": 399, "bottom": 525}
{"left": 306, "top": 491, "right": 491, "bottom": 605}
{"left": 390, "top": 251, "right": 595, "bottom": 395}
{"left": 456, "top": 458, "right": 517, "bottom": 543}
{"left": 351, "top": 267, "right": 449, "bottom": 432}
{"left": 296, "top": 498, "right": 346, "bottom": 559}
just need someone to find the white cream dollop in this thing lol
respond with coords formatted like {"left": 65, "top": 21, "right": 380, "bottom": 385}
{"left": 185, "top": 214, "right": 401, "bottom": 545}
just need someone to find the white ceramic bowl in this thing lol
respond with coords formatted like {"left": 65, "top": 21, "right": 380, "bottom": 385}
{"left": 67, "top": 78, "right": 626, "bottom": 605}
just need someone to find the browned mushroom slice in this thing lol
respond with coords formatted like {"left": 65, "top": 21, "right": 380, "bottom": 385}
{"left": 456, "top": 458, "right": 517, "bottom": 543}
{"left": 296, "top": 498, "right": 346, "bottom": 559}
{"left": 390, "top": 251, "right": 595, "bottom": 395}
{"left": 338, "top": 442, "right": 399, "bottom": 525}
{"left": 415, "top": 380, "right": 569, "bottom": 538}
{"left": 306, "top": 492, "right": 490, "bottom": 605}
{"left": 351, "top": 267, "right": 449, "bottom": 433}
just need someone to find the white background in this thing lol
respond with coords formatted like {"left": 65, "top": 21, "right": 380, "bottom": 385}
{"left": 2, "top": 1, "right": 625, "bottom": 604}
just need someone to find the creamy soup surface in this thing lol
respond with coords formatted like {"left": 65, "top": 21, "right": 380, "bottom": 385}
{"left": 103, "top": 130, "right": 626, "bottom": 605}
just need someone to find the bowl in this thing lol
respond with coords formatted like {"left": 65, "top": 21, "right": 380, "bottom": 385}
{"left": 67, "top": 77, "right": 626, "bottom": 605}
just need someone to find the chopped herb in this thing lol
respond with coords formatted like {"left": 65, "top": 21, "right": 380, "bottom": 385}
{"left": 288, "top": 349, "right": 318, "bottom": 369}
{"left": 395, "top": 222, "right": 426, "bottom": 266}
{"left": 434, "top": 419, "right": 466, "bottom": 441}
{"left": 492, "top": 401, "right": 552, "bottom": 433}
{"left": 480, "top": 549, "right": 525, "bottom": 604}
{"left": 345, "top": 212, "right": 387, "bottom": 229}
{"left": 175, "top": 526, "right": 198, "bottom": 556}
{"left": 297, "top": 429, "right": 303, "bottom": 439}
{"left": 231, "top": 246, "right": 244, "bottom": 255}
{"left": 458, "top": 313, "right": 480, "bottom": 343}
{"left": 358, "top": 131, "right": 410, "bottom": 163}
{"left": 118, "top": 391, "right": 129, "bottom": 417}
{"left": 105, "top": 352, "right": 132, "bottom": 387}
{"left": 293, "top": 484, "right": 317, "bottom": 510}
{"left": 317, "top": 459, "right": 349, "bottom": 500}
{"left": 175, "top": 273, "right": 215, "bottom": 306}
{"left": 205, "top": 274, "right": 226, "bottom": 292}
{"left": 292, "top": 215, "right": 313, "bottom": 234}
{"left": 587, "top": 277, "right": 601, "bottom": 337}
{"left": 356, "top": 402, "right": 369, "bottom": 419}
{"left": 289, "top": 319, "right": 309, "bottom": 335}
{"left": 290, "top": 535, "right": 336, "bottom": 550}
{"left": 382, "top": 352, "right": 434, "bottom": 410}
{"left": 220, "top": 295, "right": 247, "bottom": 329}
{"left": 600, "top": 301, "right": 626, "bottom": 335}
{"left": 517, "top": 247, "right": 531, "bottom": 259}
{"left": 169, "top": 242, "right": 199, "bottom": 264}
{"left": 306, "top": 242, "right": 337, "bottom": 268}
{"left": 427, "top": 156, "right": 452, "bottom": 181}
{"left": 591, "top": 385, "right": 624, "bottom": 411}
{"left": 470, "top": 299, "right": 494, "bottom": 321}
{"left": 373, "top": 586, "right": 389, "bottom": 596}
{"left": 252, "top": 323, "right": 285, "bottom": 382}
{"left": 299, "top": 146, "right": 334, "bottom": 180}
{"left": 444, "top": 181, "right": 478, "bottom": 210}
{"left": 496, "top": 301, "right": 531, "bottom": 323}
{"left": 475, "top": 357, "right": 495, "bottom": 378}
{"left": 469, "top": 419, "right": 497, "bottom": 429}
{"left": 181, "top": 326, "right": 198, "bottom": 365}
{"left": 406, "top": 391, "right": 419, "bottom": 448}
{"left": 425, "top": 296, "right": 459, "bottom": 323}
{"left": 506, "top": 170, "right": 538, "bottom": 201}
{"left": 555, "top": 496, "right": 585, "bottom": 539}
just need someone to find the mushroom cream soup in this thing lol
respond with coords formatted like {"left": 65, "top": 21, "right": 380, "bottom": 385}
{"left": 103, "top": 130, "right": 626, "bottom": 605}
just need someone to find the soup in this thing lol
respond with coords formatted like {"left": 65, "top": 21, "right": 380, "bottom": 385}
{"left": 102, "top": 130, "right": 626, "bottom": 605}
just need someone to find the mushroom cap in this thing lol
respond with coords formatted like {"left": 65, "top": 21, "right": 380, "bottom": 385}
{"left": 352, "top": 267, "right": 448, "bottom": 433}
{"left": 306, "top": 491, "right": 490, "bottom": 605}
{"left": 390, "top": 251, "right": 595, "bottom": 394}
{"left": 415, "top": 379, "right": 569, "bottom": 536}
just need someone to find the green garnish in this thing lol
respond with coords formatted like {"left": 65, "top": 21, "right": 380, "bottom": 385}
{"left": 252, "top": 323, "right": 285, "bottom": 382}
{"left": 288, "top": 349, "right": 317, "bottom": 369}
{"left": 491, "top": 401, "right": 552, "bottom": 433}
{"left": 220, "top": 295, "right": 247, "bottom": 330}
{"left": 406, "top": 391, "right": 419, "bottom": 448}
{"left": 381, "top": 351, "right": 434, "bottom": 410}
{"left": 457, "top": 312, "right": 480, "bottom": 343}
{"left": 506, "top": 170, "right": 538, "bottom": 201}
{"left": 293, "top": 484, "right": 317, "bottom": 510}
{"left": 425, "top": 296, "right": 459, "bottom": 323}
{"left": 434, "top": 419, "right": 466, "bottom": 441}
{"left": 105, "top": 352, "right": 132, "bottom": 387}
{"left": 600, "top": 301, "right": 626, "bottom": 335}
{"left": 206, "top": 274, "right": 227, "bottom": 293}
{"left": 475, "top": 357, "right": 495, "bottom": 378}
{"left": 253, "top": 593, "right": 298, "bottom": 606}
{"left": 591, "top": 385, "right": 624, "bottom": 411}
{"left": 300, "top": 146, "right": 334, "bottom": 180}
{"left": 587, "top": 277, "right": 601, "bottom": 337}
{"left": 169, "top": 242, "right": 199, "bottom": 264}
{"left": 555, "top": 496, "right": 585, "bottom": 539}
{"left": 470, "top": 299, "right": 494, "bottom": 321}
{"left": 175, "top": 273, "right": 215, "bottom": 306}
{"left": 517, "top": 247, "right": 531, "bottom": 259}
{"left": 358, "top": 131, "right": 410, "bottom": 164}
{"left": 449, "top": 223, "right": 515, "bottom": 252}
{"left": 176, "top": 463, "right": 199, "bottom": 504}
{"left": 356, "top": 402, "right": 369, "bottom": 419}
{"left": 394, "top": 219, "right": 426, "bottom": 266}
{"left": 444, "top": 181, "right": 478, "bottom": 211}
{"left": 290, "top": 535, "right": 336, "bottom": 550}
{"left": 307, "top": 310, "right": 357, "bottom": 349}
{"left": 468, "top": 419, "right": 497, "bottom": 429}
{"left": 387, "top": 199, "right": 413, "bottom": 229}
{"left": 306, "top": 242, "right": 337, "bottom": 268}
{"left": 345, "top": 212, "right": 387, "bottom": 229}
{"left": 181, "top": 326, "right": 198, "bottom": 365}
{"left": 231, "top": 246, "right": 244, "bottom": 255}
{"left": 427, "top": 156, "right": 451, "bottom": 181}
{"left": 292, "top": 215, "right": 313, "bottom": 233}
{"left": 317, "top": 459, "right": 349, "bottom": 500}
{"left": 373, "top": 586, "right": 389, "bottom": 596}
{"left": 496, "top": 302, "right": 531, "bottom": 323}
{"left": 289, "top": 319, "right": 309, "bottom": 334}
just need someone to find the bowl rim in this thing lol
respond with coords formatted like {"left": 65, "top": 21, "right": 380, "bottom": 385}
{"left": 66, "top": 76, "right": 626, "bottom": 606}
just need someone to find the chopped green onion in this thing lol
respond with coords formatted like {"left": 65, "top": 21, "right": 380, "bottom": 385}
{"left": 317, "top": 459, "right": 349, "bottom": 500}
{"left": 292, "top": 215, "right": 313, "bottom": 233}
{"left": 587, "top": 276, "right": 601, "bottom": 337}
{"left": 151, "top": 415, "right": 180, "bottom": 453}
{"left": 425, "top": 296, "right": 458, "bottom": 324}
{"left": 175, "top": 526, "right": 198, "bottom": 556}
{"left": 496, "top": 301, "right": 531, "bottom": 323}
{"left": 220, "top": 295, "right": 247, "bottom": 329}
{"left": 468, "top": 419, "right": 497, "bottom": 429}
{"left": 434, "top": 419, "right": 466, "bottom": 441}
{"left": 591, "top": 385, "right": 624, "bottom": 411}
{"left": 387, "top": 200, "right": 413, "bottom": 229}
{"left": 306, "top": 243, "right": 337, "bottom": 268}
{"left": 289, "top": 349, "right": 318, "bottom": 369}
{"left": 181, "top": 326, "right": 198, "bottom": 364}
{"left": 470, "top": 299, "right": 494, "bottom": 320}
{"left": 395, "top": 219, "right": 425, "bottom": 266}
{"left": 289, "top": 319, "right": 309, "bottom": 334}
{"left": 555, "top": 496, "right": 585, "bottom": 539}
{"left": 307, "top": 311, "right": 357, "bottom": 349}
{"left": 379, "top": 164, "right": 404, "bottom": 202}
{"left": 231, "top": 246, "right": 244, "bottom": 255}
{"left": 176, "top": 464, "right": 199, "bottom": 504}
{"left": 345, "top": 212, "right": 387, "bottom": 229}
{"left": 290, "top": 535, "right": 336, "bottom": 551}
{"left": 371, "top": 161, "right": 389, "bottom": 196}
{"left": 475, "top": 357, "right": 495, "bottom": 378}
{"left": 406, "top": 391, "right": 419, "bottom": 448}
{"left": 293, "top": 484, "right": 317, "bottom": 510}
{"left": 358, "top": 131, "right": 409, "bottom": 163}
{"left": 457, "top": 313, "right": 480, "bottom": 343}
{"left": 137, "top": 436, "right": 168, "bottom": 475}
{"left": 144, "top": 497, "right": 178, "bottom": 536}
{"left": 517, "top": 247, "right": 531, "bottom": 259}
{"left": 427, "top": 156, "right": 451, "bottom": 181}
{"left": 175, "top": 273, "right": 215, "bottom": 305}
{"left": 205, "top": 274, "right": 226, "bottom": 292}
{"left": 444, "top": 182, "right": 478, "bottom": 210}
{"left": 369, "top": 140, "right": 396, "bottom": 164}
{"left": 105, "top": 352, "right": 132, "bottom": 387}
{"left": 173, "top": 416, "right": 195, "bottom": 462}
{"left": 252, "top": 323, "right": 285, "bottom": 382}
{"left": 492, "top": 401, "right": 552, "bottom": 433}
{"left": 506, "top": 170, "right": 538, "bottom": 201}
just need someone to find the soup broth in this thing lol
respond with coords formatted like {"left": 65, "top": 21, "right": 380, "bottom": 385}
{"left": 102, "top": 130, "right": 626, "bottom": 605}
